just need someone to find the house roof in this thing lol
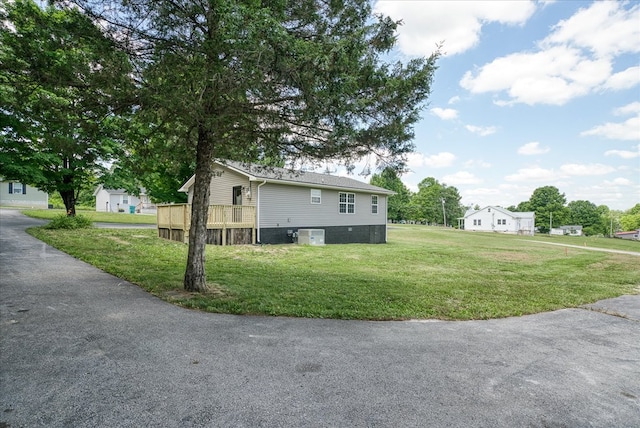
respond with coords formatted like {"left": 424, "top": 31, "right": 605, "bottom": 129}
{"left": 463, "top": 205, "right": 534, "bottom": 219}
{"left": 179, "top": 160, "right": 395, "bottom": 195}
{"left": 93, "top": 185, "right": 146, "bottom": 197}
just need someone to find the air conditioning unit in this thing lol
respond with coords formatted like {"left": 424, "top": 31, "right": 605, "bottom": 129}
{"left": 297, "top": 229, "right": 325, "bottom": 245}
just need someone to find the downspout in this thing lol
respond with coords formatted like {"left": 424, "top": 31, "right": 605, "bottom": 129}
{"left": 256, "top": 180, "right": 267, "bottom": 243}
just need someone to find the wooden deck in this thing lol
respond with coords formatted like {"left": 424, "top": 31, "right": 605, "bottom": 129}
{"left": 157, "top": 204, "right": 256, "bottom": 245}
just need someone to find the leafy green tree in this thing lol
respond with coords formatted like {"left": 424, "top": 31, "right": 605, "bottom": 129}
{"left": 370, "top": 168, "right": 412, "bottom": 221}
{"left": 73, "top": 0, "right": 440, "bottom": 292}
{"left": 527, "top": 186, "right": 569, "bottom": 233}
{"left": 620, "top": 203, "right": 640, "bottom": 231}
{"left": 567, "top": 200, "right": 607, "bottom": 236}
{"left": 0, "top": 0, "right": 132, "bottom": 215}
{"left": 409, "top": 177, "right": 462, "bottom": 226}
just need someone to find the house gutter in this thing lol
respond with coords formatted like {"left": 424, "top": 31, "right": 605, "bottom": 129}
{"left": 256, "top": 180, "right": 267, "bottom": 243}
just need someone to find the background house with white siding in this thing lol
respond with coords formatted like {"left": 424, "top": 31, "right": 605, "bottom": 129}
{"left": 94, "top": 185, "right": 156, "bottom": 214}
{"left": 0, "top": 178, "right": 48, "bottom": 208}
{"left": 177, "top": 160, "right": 394, "bottom": 244}
{"left": 460, "top": 206, "right": 535, "bottom": 236}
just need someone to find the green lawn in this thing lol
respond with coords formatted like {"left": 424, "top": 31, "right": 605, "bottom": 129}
{"left": 27, "top": 224, "right": 639, "bottom": 320}
{"left": 22, "top": 208, "right": 157, "bottom": 224}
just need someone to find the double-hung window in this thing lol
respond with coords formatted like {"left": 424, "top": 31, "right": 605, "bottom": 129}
{"left": 371, "top": 195, "right": 378, "bottom": 214}
{"left": 339, "top": 192, "right": 355, "bottom": 214}
{"left": 9, "top": 182, "right": 25, "bottom": 194}
{"left": 310, "top": 189, "right": 321, "bottom": 204}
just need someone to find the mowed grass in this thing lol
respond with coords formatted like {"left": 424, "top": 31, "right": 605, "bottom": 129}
{"left": 22, "top": 208, "right": 157, "bottom": 224}
{"left": 27, "top": 225, "right": 639, "bottom": 320}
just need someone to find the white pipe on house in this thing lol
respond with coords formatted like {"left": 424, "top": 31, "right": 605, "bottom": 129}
{"left": 256, "top": 180, "right": 267, "bottom": 243}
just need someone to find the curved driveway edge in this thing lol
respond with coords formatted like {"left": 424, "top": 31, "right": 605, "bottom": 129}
{"left": 1, "top": 209, "right": 639, "bottom": 427}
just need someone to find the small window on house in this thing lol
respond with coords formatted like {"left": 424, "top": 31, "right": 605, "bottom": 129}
{"left": 311, "top": 189, "right": 321, "bottom": 204}
{"left": 478, "top": 219, "right": 482, "bottom": 226}
{"left": 122, "top": 194, "right": 129, "bottom": 205}
{"left": 10, "top": 182, "right": 24, "bottom": 194}
{"left": 473, "top": 219, "right": 477, "bottom": 226}
{"left": 339, "top": 192, "right": 355, "bottom": 214}
{"left": 371, "top": 195, "right": 378, "bottom": 214}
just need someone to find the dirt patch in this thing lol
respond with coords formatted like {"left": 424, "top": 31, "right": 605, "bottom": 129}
{"left": 163, "top": 285, "right": 227, "bottom": 300}
{"left": 107, "top": 236, "right": 131, "bottom": 245}
{"left": 480, "top": 251, "right": 536, "bottom": 262}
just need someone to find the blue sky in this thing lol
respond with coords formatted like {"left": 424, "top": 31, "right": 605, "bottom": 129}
{"left": 362, "top": 0, "right": 639, "bottom": 211}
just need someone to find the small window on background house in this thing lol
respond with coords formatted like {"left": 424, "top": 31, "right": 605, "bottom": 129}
{"left": 473, "top": 219, "right": 477, "bottom": 226}
{"left": 311, "top": 189, "right": 321, "bottom": 204}
{"left": 122, "top": 194, "right": 129, "bottom": 204}
{"left": 478, "top": 219, "right": 482, "bottom": 226}
{"left": 10, "top": 182, "right": 24, "bottom": 194}
{"left": 371, "top": 195, "right": 378, "bottom": 214}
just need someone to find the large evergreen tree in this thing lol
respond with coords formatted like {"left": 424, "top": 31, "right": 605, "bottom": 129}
{"left": 70, "top": 0, "right": 440, "bottom": 291}
{"left": 0, "top": 0, "right": 132, "bottom": 215}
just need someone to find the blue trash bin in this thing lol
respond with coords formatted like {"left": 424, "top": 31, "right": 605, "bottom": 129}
{"left": 129, "top": 205, "right": 135, "bottom": 214}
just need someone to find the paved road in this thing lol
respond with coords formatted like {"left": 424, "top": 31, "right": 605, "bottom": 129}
{"left": 1, "top": 209, "right": 639, "bottom": 427}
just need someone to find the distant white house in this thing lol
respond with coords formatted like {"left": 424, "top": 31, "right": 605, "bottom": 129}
{"left": 614, "top": 229, "right": 640, "bottom": 241}
{"left": 460, "top": 206, "right": 535, "bottom": 236}
{"left": 94, "top": 185, "right": 156, "bottom": 214}
{"left": 0, "top": 178, "right": 48, "bottom": 208}
{"left": 550, "top": 225, "right": 583, "bottom": 236}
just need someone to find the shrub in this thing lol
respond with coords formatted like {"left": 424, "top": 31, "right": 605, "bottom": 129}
{"left": 45, "top": 214, "right": 93, "bottom": 230}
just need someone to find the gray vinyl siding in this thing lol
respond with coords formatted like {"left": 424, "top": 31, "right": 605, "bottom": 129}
{"left": 258, "top": 183, "right": 387, "bottom": 228}
{"left": 0, "top": 180, "right": 48, "bottom": 208}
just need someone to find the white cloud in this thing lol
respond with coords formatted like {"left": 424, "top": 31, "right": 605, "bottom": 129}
{"left": 606, "top": 177, "right": 632, "bottom": 186}
{"left": 505, "top": 166, "right": 559, "bottom": 182}
{"left": 542, "top": 1, "right": 640, "bottom": 58}
{"left": 430, "top": 107, "right": 458, "bottom": 120}
{"left": 461, "top": 46, "right": 611, "bottom": 106}
{"left": 614, "top": 102, "right": 640, "bottom": 116}
{"left": 581, "top": 116, "right": 640, "bottom": 141}
{"left": 448, "top": 96, "right": 460, "bottom": 105}
{"left": 560, "top": 163, "right": 615, "bottom": 176}
{"left": 407, "top": 151, "right": 456, "bottom": 168}
{"left": 463, "top": 159, "right": 492, "bottom": 168}
{"left": 441, "top": 171, "right": 482, "bottom": 185}
{"left": 373, "top": 1, "right": 536, "bottom": 57}
{"left": 465, "top": 125, "right": 497, "bottom": 136}
{"left": 603, "top": 66, "right": 640, "bottom": 91}
{"left": 518, "top": 142, "right": 550, "bottom": 155}
{"left": 460, "top": 2, "right": 640, "bottom": 105}
{"left": 605, "top": 145, "right": 640, "bottom": 159}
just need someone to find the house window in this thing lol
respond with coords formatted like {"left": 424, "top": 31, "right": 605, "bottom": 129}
{"left": 474, "top": 219, "right": 482, "bottom": 226}
{"left": 122, "top": 194, "right": 129, "bottom": 205}
{"left": 311, "top": 189, "right": 321, "bottom": 204}
{"left": 371, "top": 195, "right": 378, "bottom": 214}
{"left": 339, "top": 192, "right": 355, "bottom": 214}
{"left": 9, "top": 182, "right": 25, "bottom": 194}
{"left": 498, "top": 219, "right": 506, "bottom": 225}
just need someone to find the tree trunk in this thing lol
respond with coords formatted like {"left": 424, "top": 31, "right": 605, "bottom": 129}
{"left": 60, "top": 189, "right": 76, "bottom": 217}
{"left": 184, "top": 126, "right": 214, "bottom": 292}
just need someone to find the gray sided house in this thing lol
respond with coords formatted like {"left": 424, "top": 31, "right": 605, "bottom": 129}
{"left": 177, "top": 160, "right": 394, "bottom": 244}
{"left": 0, "top": 178, "right": 48, "bottom": 208}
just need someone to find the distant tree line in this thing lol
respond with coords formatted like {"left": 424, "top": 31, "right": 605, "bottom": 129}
{"left": 369, "top": 174, "right": 640, "bottom": 236}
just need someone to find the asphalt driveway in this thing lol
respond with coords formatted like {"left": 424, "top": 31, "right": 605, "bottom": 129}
{"left": 1, "top": 209, "right": 639, "bottom": 427}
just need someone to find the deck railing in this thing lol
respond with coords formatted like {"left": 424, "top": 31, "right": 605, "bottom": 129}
{"left": 157, "top": 204, "right": 256, "bottom": 244}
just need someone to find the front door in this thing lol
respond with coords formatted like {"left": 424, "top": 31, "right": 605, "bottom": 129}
{"left": 232, "top": 186, "right": 243, "bottom": 222}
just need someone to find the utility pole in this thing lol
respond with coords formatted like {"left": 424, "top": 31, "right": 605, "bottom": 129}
{"left": 441, "top": 198, "right": 447, "bottom": 227}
